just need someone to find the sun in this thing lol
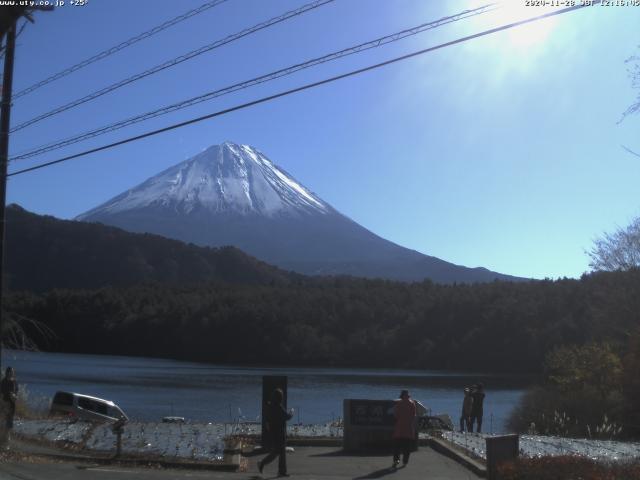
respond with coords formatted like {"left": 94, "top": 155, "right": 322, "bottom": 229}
{"left": 495, "top": 2, "right": 559, "bottom": 48}
{"left": 466, "top": 1, "right": 561, "bottom": 50}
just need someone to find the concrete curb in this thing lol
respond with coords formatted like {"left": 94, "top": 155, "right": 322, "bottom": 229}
{"left": 12, "top": 437, "right": 241, "bottom": 472}
{"left": 23, "top": 451, "right": 241, "bottom": 471}
{"left": 37, "top": 452, "right": 241, "bottom": 471}
{"left": 427, "top": 437, "right": 487, "bottom": 478}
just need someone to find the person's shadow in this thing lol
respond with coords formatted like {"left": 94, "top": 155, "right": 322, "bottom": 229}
{"left": 353, "top": 466, "right": 401, "bottom": 479}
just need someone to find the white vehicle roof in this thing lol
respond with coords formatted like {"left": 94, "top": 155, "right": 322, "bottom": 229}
{"left": 56, "top": 391, "right": 117, "bottom": 407}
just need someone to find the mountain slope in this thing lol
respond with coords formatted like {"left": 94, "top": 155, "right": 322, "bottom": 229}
{"left": 77, "top": 142, "right": 522, "bottom": 283}
{"left": 5, "top": 204, "right": 295, "bottom": 292}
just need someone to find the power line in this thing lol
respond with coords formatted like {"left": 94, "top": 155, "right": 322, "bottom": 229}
{"left": 12, "top": 0, "right": 229, "bottom": 100}
{"left": 10, "top": 3, "right": 496, "bottom": 162}
{"left": 7, "top": 1, "right": 600, "bottom": 178}
{"left": 10, "top": 0, "right": 336, "bottom": 133}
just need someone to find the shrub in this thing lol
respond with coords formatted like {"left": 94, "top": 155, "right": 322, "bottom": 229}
{"left": 508, "top": 342, "right": 628, "bottom": 439}
{"left": 507, "top": 386, "right": 625, "bottom": 438}
{"left": 15, "top": 385, "right": 49, "bottom": 419}
{"left": 496, "top": 456, "right": 640, "bottom": 480}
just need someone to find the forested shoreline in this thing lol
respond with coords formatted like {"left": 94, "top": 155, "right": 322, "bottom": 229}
{"left": 6, "top": 268, "right": 640, "bottom": 373}
{"left": 5, "top": 204, "right": 640, "bottom": 373}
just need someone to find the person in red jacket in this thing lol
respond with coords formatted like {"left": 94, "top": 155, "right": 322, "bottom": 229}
{"left": 392, "top": 389, "right": 417, "bottom": 468}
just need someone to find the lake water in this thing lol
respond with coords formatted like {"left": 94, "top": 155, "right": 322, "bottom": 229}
{"left": 2, "top": 350, "right": 530, "bottom": 433}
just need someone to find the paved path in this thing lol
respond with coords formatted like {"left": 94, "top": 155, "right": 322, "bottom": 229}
{"left": 0, "top": 444, "right": 480, "bottom": 480}
{"left": 249, "top": 446, "right": 482, "bottom": 479}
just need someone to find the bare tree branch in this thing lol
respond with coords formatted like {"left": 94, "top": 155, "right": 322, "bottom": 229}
{"left": 588, "top": 217, "right": 640, "bottom": 271}
{"left": 1, "top": 311, "right": 56, "bottom": 351}
{"left": 622, "top": 145, "right": 640, "bottom": 158}
{"left": 620, "top": 45, "right": 640, "bottom": 122}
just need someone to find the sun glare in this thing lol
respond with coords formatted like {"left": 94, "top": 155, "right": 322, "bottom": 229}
{"left": 467, "top": 1, "right": 560, "bottom": 50}
{"left": 496, "top": 3, "right": 559, "bottom": 48}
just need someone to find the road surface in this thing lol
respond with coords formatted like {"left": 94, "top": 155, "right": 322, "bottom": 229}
{"left": 0, "top": 444, "right": 481, "bottom": 480}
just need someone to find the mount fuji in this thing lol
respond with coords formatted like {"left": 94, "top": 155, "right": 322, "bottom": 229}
{"left": 76, "top": 142, "right": 520, "bottom": 283}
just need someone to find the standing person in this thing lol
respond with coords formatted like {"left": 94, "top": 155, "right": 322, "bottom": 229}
{"left": 392, "top": 389, "right": 417, "bottom": 468}
{"left": 459, "top": 387, "right": 473, "bottom": 432}
{"left": 470, "top": 383, "right": 485, "bottom": 433}
{"left": 1, "top": 367, "right": 18, "bottom": 430}
{"left": 258, "top": 388, "right": 293, "bottom": 477}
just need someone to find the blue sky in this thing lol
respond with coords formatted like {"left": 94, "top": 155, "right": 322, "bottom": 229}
{"left": 5, "top": 0, "right": 639, "bottom": 279}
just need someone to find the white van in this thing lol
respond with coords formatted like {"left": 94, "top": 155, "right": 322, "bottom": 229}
{"left": 49, "top": 391, "right": 128, "bottom": 423}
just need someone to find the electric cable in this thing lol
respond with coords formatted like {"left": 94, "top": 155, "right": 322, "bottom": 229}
{"left": 10, "top": 3, "right": 495, "bottom": 161}
{"left": 7, "top": 1, "right": 600, "bottom": 178}
{"left": 12, "top": 0, "right": 229, "bottom": 99}
{"left": 10, "top": 0, "right": 336, "bottom": 133}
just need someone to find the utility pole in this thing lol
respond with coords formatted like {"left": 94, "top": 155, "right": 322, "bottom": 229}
{"left": 0, "top": 7, "right": 27, "bottom": 41}
{"left": 0, "top": 6, "right": 53, "bottom": 375}
{"left": 0, "top": 19, "right": 17, "bottom": 375}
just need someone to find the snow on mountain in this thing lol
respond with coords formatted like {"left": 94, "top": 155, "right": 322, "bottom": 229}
{"left": 77, "top": 142, "right": 329, "bottom": 220}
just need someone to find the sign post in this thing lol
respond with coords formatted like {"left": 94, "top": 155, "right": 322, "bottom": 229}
{"left": 486, "top": 434, "right": 519, "bottom": 480}
{"left": 343, "top": 399, "right": 417, "bottom": 453}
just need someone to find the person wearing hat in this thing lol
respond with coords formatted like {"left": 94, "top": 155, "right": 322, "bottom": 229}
{"left": 470, "top": 383, "right": 485, "bottom": 433}
{"left": 460, "top": 387, "right": 473, "bottom": 432}
{"left": 392, "top": 389, "right": 417, "bottom": 468}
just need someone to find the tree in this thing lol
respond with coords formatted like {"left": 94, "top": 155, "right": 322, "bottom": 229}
{"left": 508, "top": 343, "right": 626, "bottom": 438}
{"left": 621, "top": 330, "right": 640, "bottom": 437}
{"left": 545, "top": 343, "right": 623, "bottom": 400}
{"left": 588, "top": 216, "right": 640, "bottom": 271}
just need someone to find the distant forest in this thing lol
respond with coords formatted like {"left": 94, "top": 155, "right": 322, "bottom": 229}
{"left": 4, "top": 205, "right": 640, "bottom": 373}
{"left": 6, "top": 270, "right": 640, "bottom": 373}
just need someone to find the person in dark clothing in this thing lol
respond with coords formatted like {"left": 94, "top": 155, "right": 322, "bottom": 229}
{"left": 258, "top": 388, "right": 293, "bottom": 477}
{"left": 470, "top": 383, "right": 485, "bottom": 433}
{"left": 1, "top": 367, "right": 18, "bottom": 430}
{"left": 459, "top": 387, "right": 473, "bottom": 432}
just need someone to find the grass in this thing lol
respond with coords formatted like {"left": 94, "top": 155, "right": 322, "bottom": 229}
{"left": 15, "top": 384, "right": 50, "bottom": 420}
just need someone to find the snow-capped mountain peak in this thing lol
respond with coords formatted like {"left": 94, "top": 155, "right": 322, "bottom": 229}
{"left": 77, "top": 142, "right": 330, "bottom": 219}
{"left": 76, "top": 141, "right": 522, "bottom": 283}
